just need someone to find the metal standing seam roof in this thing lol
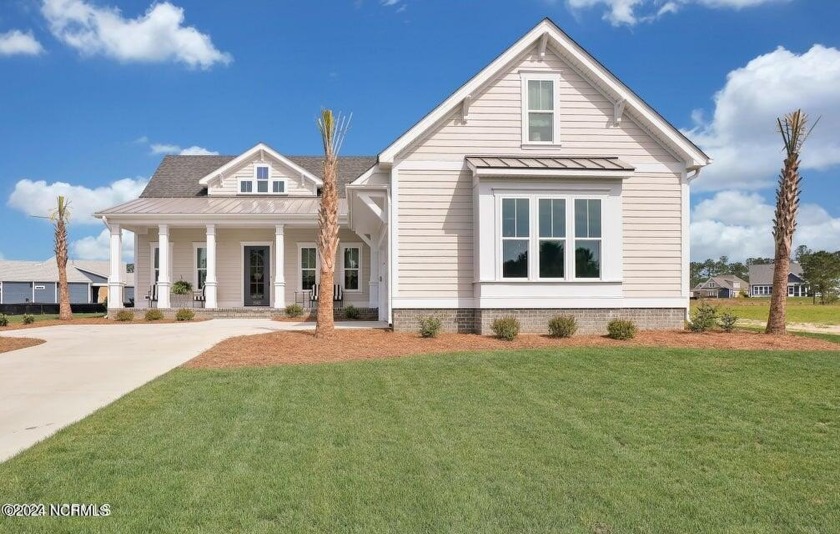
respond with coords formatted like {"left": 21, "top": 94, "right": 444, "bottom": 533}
{"left": 98, "top": 197, "right": 347, "bottom": 217}
{"left": 465, "top": 156, "right": 634, "bottom": 171}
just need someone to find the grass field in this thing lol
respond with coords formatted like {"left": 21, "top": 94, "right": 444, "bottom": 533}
{"left": 0, "top": 312, "right": 104, "bottom": 325}
{"left": 0, "top": 347, "right": 837, "bottom": 532}
{"left": 692, "top": 297, "right": 840, "bottom": 325}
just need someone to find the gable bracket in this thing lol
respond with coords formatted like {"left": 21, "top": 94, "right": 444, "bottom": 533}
{"left": 613, "top": 98, "right": 626, "bottom": 127}
{"left": 359, "top": 192, "right": 387, "bottom": 224}
{"left": 461, "top": 95, "right": 472, "bottom": 123}
{"left": 537, "top": 33, "right": 548, "bottom": 61}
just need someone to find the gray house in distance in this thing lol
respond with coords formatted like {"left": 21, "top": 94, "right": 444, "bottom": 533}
{"left": 748, "top": 262, "right": 807, "bottom": 297}
{"left": 692, "top": 275, "right": 748, "bottom": 299}
{"left": 0, "top": 259, "right": 134, "bottom": 305}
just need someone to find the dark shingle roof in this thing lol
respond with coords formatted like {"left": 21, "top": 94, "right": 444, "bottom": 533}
{"left": 140, "top": 155, "right": 377, "bottom": 199}
{"left": 748, "top": 262, "right": 804, "bottom": 286}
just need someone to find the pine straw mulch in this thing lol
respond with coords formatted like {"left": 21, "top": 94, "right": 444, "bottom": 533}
{"left": 0, "top": 336, "right": 45, "bottom": 354}
{"left": 187, "top": 328, "right": 840, "bottom": 369}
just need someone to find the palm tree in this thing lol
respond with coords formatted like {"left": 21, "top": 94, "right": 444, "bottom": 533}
{"left": 766, "top": 110, "right": 817, "bottom": 334}
{"left": 51, "top": 196, "right": 73, "bottom": 321}
{"left": 315, "top": 109, "right": 351, "bottom": 337}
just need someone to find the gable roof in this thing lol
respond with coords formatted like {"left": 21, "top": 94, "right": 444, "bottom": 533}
{"left": 748, "top": 263, "right": 804, "bottom": 286}
{"left": 140, "top": 152, "right": 376, "bottom": 199}
{"left": 694, "top": 275, "right": 748, "bottom": 291}
{"left": 377, "top": 18, "right": 710, "bottom": 168}
{"left": 196, "top": 143, "right": 323, "bottom": 190}
{"left": 0, "top": 259, "right": 134, "bottom": 286}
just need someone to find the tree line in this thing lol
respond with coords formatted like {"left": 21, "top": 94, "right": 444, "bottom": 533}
{"left": 691, "top": 245, "right": 840, "bottom": 304}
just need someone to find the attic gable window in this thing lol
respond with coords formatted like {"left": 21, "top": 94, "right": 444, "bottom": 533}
{"left": 521, "top": 73, "right": 561, "bottom": 145}
{"left": 238, "top": 165, "right": 287, "bottom": 195}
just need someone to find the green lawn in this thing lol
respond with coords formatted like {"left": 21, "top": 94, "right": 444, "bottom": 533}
{"left": 1, "top": 348, "right": 838, "bottom": 533}
{"left": 692, "top": 297, "right": 840, "bottom": 325}
{"left": 0, "top": 312, "right": 104, "bottom": 325}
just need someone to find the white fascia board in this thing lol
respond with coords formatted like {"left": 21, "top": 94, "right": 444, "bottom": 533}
{"left": 392, "top": 297, "right": 689, "bottom": 309}
{"left": 196, "top": 142, "right": 323, "bottom": 187}
{"left": 348, "top": 163, "right": 381, "bottom": 187}
{"left": 378, "top": 19, "right": 710, "bottom": 168}
{"left": 98, "top": 214, "right": 349, "bottom": 226}
{"left": 471, "top": 167, "right": 633, "bottom": 179}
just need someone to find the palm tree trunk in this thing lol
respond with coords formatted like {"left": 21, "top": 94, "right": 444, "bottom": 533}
{"left": 54, "top": 196, "right": 73, "bottom": 321}
{"left": 316, "top": 157, "right": 339, "bottom": 337}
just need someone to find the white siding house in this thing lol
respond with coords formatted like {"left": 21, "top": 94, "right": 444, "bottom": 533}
{"left": 97, "top": 19, "right": 710, "bottom": 333}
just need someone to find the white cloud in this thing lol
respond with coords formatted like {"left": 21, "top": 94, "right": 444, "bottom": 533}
{"left": 7, "top": 177, "right": 148, "bottom": 225}
{"left": 0, "top": 29, "right": 45, "bottom": 56}
{"left": 562, "top": 0, "right": 787, "bottom": 26}
{"left": 150, "top": 143, "right": 218, "bottom": 155}
{"left": 71, "top": 228, "right": 134, "bottom": 261}
{"left": 686, "top": 45, "right": 840, "bottom": 191}
{"left": 41, "top": 0, "right": 232, "bottom": 69}
{"left": 381, "top": 0, "right": 400, "bottom": 5}
{"left": 691, "top": 190, "right": 840, "bottom": 261}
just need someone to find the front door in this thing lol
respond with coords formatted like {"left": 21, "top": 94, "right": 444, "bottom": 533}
{"left": 244, "top": 246, "right": 270, "bottom": 306}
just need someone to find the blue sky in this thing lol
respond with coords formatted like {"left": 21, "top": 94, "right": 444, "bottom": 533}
{"left": 1, "top": 0, "right": 838, "bottom": 262}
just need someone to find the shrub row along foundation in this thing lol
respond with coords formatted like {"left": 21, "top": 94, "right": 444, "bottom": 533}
{"left": 392, "top": 308, "right": 686, "bottom": 335}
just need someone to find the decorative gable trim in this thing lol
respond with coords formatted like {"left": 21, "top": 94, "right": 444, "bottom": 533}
{"left": 197, "top": 142, "right": 323, "bottom": 188}
{"left": 377, "top": 18, "right": 710, "bottom": 169}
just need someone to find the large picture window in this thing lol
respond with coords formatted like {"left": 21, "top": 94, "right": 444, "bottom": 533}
{"left": 574, "top": 199, "right": 601, "bottom": 278}
{"left": 501, "top": 198, "right": 530, "bottom": 278}
{"left": 498, "top": 195, "right": 604, "bottom": 281}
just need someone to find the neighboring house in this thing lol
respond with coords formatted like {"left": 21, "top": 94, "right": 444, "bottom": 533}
{"left": 0, "top": 259, "right": 134, "bottom": 305}
{"left": 749, "top": 262, "right": 808, "bottom": 297}
{"left": 96, "top": 19, "right": 710, "bottom": 333}
{"left": 692, "top": 275, "right": 748, "bottom": 299}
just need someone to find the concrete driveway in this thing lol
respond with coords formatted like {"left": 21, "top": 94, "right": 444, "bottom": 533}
{"left": 0, "top": 319, "right": 385, "bottom": 462}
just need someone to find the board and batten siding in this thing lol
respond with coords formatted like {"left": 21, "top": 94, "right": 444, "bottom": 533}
{"left": 397, "top": 169, "right": 474, "bottom": 299}
{"left": 209, "top": 158, "right": 315, "bottom": 197}
{"left": 393, "top": 45, "right": 686, "bottom": 302}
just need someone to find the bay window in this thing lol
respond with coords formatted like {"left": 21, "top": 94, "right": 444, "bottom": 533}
{"left": 499, "top": 195, "right": 604, "bottom": 281}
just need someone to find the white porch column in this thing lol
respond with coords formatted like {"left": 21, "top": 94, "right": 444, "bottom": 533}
{"left": 368, "top": 246, "right": 379, "bottom": 308}
{"left": 274, "top": 224, "right": 285, "bottom": 309}
{"left": 205, "top": 224, "right": 218, "bottom": 309}
{"left": 157, "top": 224, "right": 171, "bottom": 309}
{"left": 107, "top": 223, "right": 124, "bottom": 309}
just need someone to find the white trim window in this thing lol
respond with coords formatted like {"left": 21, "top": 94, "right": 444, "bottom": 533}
{"left": 194, "top": 243, "right": 207, "bottom": 289}
{"left": 149, "top": 242, "right": 174, "bottom": 285}
{"left": 538, "top": 198, "right": 566, "bottom": 278}
{"left": 498, "top": 195, "right": 605, "bottom": 281}
{"left": 574, "top": 199, "right": 602, "bottom": 279}
{"left": 239, "top": 164, "right": 287, "bottom": 195}
{"left": 501, "top": 198, "right": 530, "bottom": 278}
{"left": 341, "top": 244, "right": 362, "bottom": 292}
{"left": 299, "top": 244, "right": 318, "bottom": 292}
{"left": 521, "top": 73, "right": 561, "bottom": 145}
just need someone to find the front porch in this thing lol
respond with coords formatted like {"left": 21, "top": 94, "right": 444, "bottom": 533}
{"left": 104, "top": 222, "right": 387, "bottom": 322}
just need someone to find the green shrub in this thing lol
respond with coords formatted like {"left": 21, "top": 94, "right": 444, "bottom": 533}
{"left": 171, "top": 280, "right": 193, "bottom": 295}
{"left": 607, "top": 319, "right": 636, "bottom": 340}
{"left": 114, "top": 310, "right": 134, "bottom": 322}
{"left": 22, "top": 314, "right": 35, "bottom": 325}
{"left": 0, "top": 314, "right": 8, "bottom": 327}
{"left": 144, "top": 309, "right": 164, "bottom": 321}
{"left": 719, "top": 310, "right": 738, "bottom": 333}
{"left": 491, "top": 316, "right": 520, "bottom": 341}
{"left": 344, "top": 305, "right": 360, "bottom": 320}
{"left": 418, "top": 315, "right": 442, "bottom": 338}
{"left": 548, "top": 315, "right": 577, "bottom": 338}
{"left": 175, "top": 309, "right": 195, "bottom": 322}
{"left": 285, "top": 303, "right": 304, "bottom": 318}
{"left": 690, "top": 301, "right": 719, "bottom": 332}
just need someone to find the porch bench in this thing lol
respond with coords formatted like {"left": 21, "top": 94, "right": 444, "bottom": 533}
{"left": 145, "top": 284, "right": 158, "bottom": 308}
{"left": 310, "top": 284, "right": 344, "bottom": 309}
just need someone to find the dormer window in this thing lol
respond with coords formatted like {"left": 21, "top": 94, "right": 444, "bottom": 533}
{"left": 521, "top": 73, "right": 561, "bottom": 145}
{"left": 238, "top": 165, "right": 287, "bottom": 195}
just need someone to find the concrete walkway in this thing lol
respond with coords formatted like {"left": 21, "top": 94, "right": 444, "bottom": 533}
{"left": 0, "top": 319, "right": 387, "bottom": 462}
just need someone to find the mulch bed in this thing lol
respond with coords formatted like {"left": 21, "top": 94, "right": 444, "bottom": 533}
{"left": 187, "top": 328, "right": 840, "bottom": 369}
{"left": 0, "top": 336, "right": 45, "bottom": 354}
